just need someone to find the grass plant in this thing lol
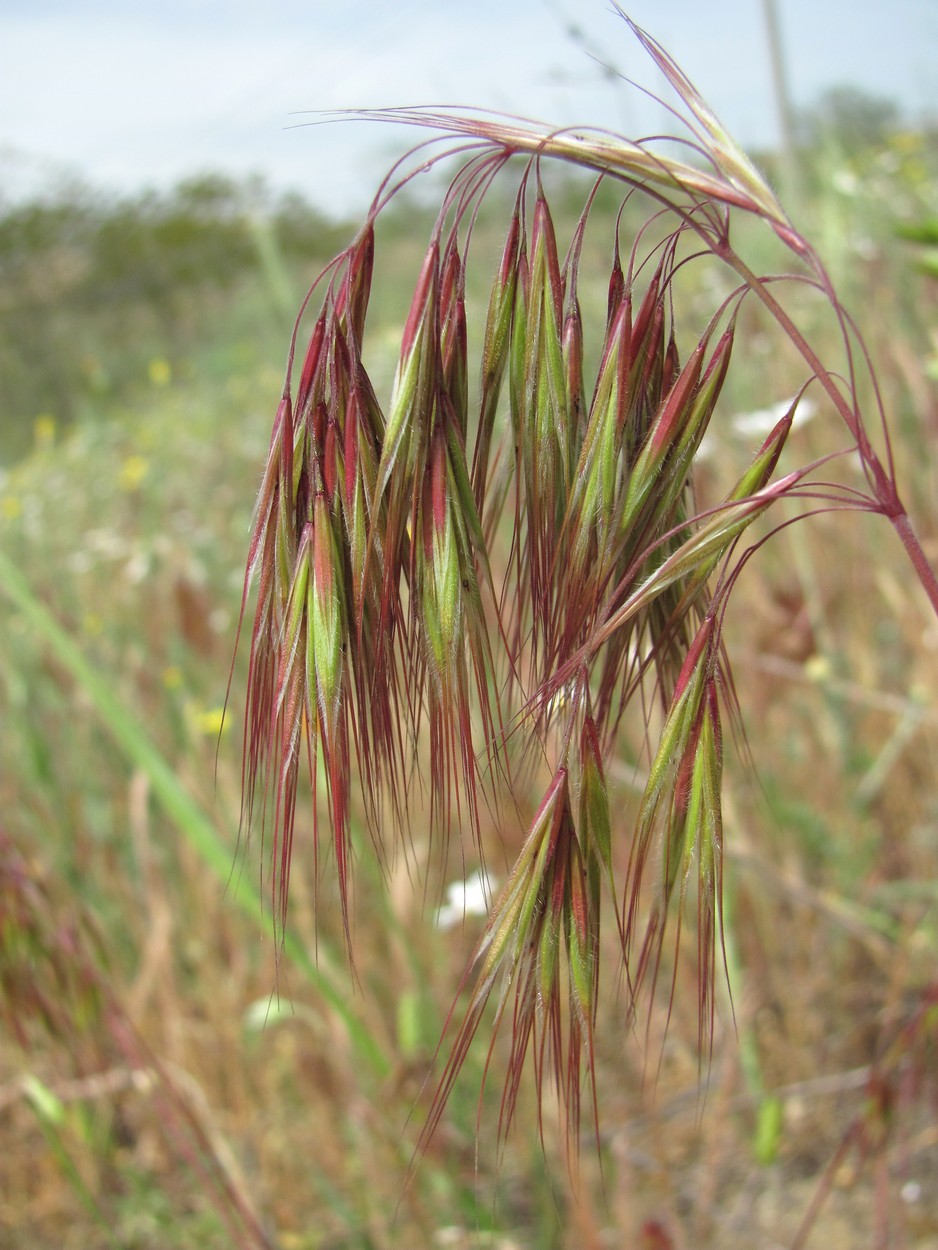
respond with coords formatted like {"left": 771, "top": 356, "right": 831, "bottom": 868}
{"left": 234, "top": 11, "right": 938, "bottom": 1177}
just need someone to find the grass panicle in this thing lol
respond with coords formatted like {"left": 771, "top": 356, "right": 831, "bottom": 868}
{"left": 234, "top": 13, "right": 938, "bottom": 1155}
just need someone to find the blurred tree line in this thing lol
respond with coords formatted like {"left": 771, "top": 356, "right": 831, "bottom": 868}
{"left": 0, "top": 174, "right": 352, "bottom": 463}
{"left": 2, "top": 86, "right": 934, "bottom": 467}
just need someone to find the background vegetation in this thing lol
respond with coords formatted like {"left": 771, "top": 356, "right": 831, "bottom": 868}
{"left": 1, "top": 96, "right": 937, "bottom": 1248}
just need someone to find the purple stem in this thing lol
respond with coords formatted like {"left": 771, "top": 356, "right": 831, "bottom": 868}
{"left": 892, "top": 511, "right": 938, "bottom": 619}
{"left": 721, "top": 248, "right": 938, "bottom": 620}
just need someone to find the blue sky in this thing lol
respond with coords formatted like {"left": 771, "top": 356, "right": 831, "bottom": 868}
{"left": 1, "top": 1, "right": 935, "bottom": 215}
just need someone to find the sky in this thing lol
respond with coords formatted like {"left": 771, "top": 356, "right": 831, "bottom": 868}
{"left": 1, "top": 0, "right": 936, "bottom": 217}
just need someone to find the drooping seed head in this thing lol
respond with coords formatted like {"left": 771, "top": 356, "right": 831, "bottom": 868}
{"left": 233, "top": 16, "right": 884, "bottom": 1155}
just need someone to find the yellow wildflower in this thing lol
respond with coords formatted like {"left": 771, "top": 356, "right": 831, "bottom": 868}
{"left": 119, "top": 455, "right": 149, "bottom": 492}
{"left": 148, "top": 358, "right": 172, "bottom": 387}
{"left": 34, "top": 415, "right": 56, "bottom": 447}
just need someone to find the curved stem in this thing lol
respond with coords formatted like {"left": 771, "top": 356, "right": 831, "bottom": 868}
{"left": 716, "top": 247, "right": 938, "bottom": 621}
{"left": 891, "top": 512, "right": 938, "bottom": 619}
{"left": 719, "top": 248, "right": 891, "bottom": 496}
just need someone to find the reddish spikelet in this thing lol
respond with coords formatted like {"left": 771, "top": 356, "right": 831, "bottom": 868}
{"left": 624, "top": 615, "right": 724, "bottom": 1043}
{"left": 728, "top": 400, "right": 796, "bottom": 501}
{"left": 606, "top": 236, "right": 626, "bottom": 327}
{"left": 561, "top": 298, "right": 632, "bottom": 618}
{"left": 374, "top": 239, "right": 440, "bottom": 633}
{"left": 236, "top": 240, "right": 370, "bottom": 947}
{"left": 335, "top": 223, "right": 375, "bottom": 347}
{"left": 413, "top": 408, "right": 499, "bottom": 843}
{"left": 418, "top": 426, "right": 466, "bottom": 831}
{"left": 400, "top": 241, "right": 440, "bottom": 360}
{"left": 237, "top": 381, "right": 306, "bottom": 867}
{"left": 473, "top": 205, "right": 521, "bottom": 512}
{"left": 562, "top": 298, "right": 585, "bottom": 433}
{"left": 307, "top": 487, "right": 352, "bottom": 937}
{"left": 547, "top": 241, "right": 728, "bottom": 717}
{"left": 607, "top": 319, "right": 734, "bottom": 701}
{"left": 626, "top": 261, "right": 669, "bottom": 439}
{"left": 269, "top": 521, "right": 312, "bottom": 940}
{"left": 578, "top": 713, "right": 614, "bottom": 911}
{"left": 421, "top": 762, "right": 600, "bottom": 1153}
{"left": 296, "top": 313, "right": 328, "bottom": 420}
{"left": 619, "top": 13, "right": 796, "bottom": 239}
{"left": 533, "top": 193, "right": 563, "bottom": 320}
{"left": 440, "top": 236, "right": 469, "bottom": 439}
{"left": 619, "top": 336, "right": 707, "bottom": 534}
{"left": 518, "top": 192, "right": 567, "bottom": 641}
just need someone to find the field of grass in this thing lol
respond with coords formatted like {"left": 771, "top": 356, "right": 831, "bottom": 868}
{"left": 1, "top": 119, "right": 938, "bottom": 1249}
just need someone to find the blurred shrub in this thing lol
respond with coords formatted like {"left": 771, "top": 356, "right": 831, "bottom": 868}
{"left": 798, "top": 85, "right": 903, "bottom": 152}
